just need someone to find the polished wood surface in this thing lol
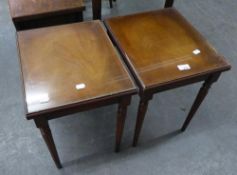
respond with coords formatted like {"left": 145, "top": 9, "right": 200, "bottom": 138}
{"left": 18, "top": 21, "right": 136, "bottom": 168}
{"left": 105, "top": 8, "right": 231, "bottom": 90}
{"left": 18, "top": 21, "right": 136, "bottom": 115}
{"left": 105, "top": 7, "right": 231, "bottom": 146}
{"left": 8, "top": 0, "right": 85, "bottom": 21}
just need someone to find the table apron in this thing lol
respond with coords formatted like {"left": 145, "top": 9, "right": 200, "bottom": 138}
{"left": 27, "top": 94, "right": 133, "bottom": 120}
{"left": 142, "top": 71, "right": 222, "bottom": 96}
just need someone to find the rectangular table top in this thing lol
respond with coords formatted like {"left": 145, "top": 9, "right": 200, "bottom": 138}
{"left": 8, "top": 0, "right": 85, "bottom": 21}
{"left": 105, "top": 8, "right": 230, "bottom": 90}
{"left": 17, "top": 21, "right": 136, "bottom": 115}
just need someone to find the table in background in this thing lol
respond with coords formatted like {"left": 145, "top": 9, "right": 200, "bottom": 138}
{"left": 8, "top": 0, "right": 85, "bottom": 30}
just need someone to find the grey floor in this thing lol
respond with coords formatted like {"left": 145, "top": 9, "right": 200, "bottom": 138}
{"left": 0, "top": 0, "right": 237, "bottom": 174}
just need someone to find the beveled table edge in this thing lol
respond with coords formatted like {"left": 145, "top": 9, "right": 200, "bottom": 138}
{"left": 104, "top": 20, "right": 145, "bottom": 91}
{"left": 146, "top": 64, "right": 231, "bottom": 93}
{"left": 25, "top": 88, "right": 137, "bottom": 120}
{"left": 103, "top": 7, "right": 232, "bottom": 92}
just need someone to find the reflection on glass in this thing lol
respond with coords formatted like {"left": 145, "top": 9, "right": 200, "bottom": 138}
{"left": 26, "top": 92, "right": 50, "bottom": 104}
{"left": 177, "top": 64, "right": 191, "bottom": 71}
{"left": 193, "top": 49, "right": 201, "bottom": 55}
{"left": 75, "top": 83, "right": 86, "bottom": 90}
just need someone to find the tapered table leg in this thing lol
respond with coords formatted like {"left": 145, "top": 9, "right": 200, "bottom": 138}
{"left": 164, "top": 0, "right": 174, "bottom": 8}
{"left": 34, "top": 118, "right": 62, "bottom": 169}
{"left": 115, "top": 97, "right": 131, "bottom": 152}
{"left": 92, "top": 0, "right": 101, "bottom": 20}
{"left": 181, "top": 73, "right": 221, "bottom": 132}
{"left": 109, "top": 0, "right": 113, "bottom": 8}
{"left": 133, "top": 95, "right": 153, "bottom": 147}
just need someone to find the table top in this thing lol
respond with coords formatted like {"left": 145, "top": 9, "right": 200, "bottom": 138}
{"left": 17, "top": 21, "right": 136, "bottom": 115}
{"left": 8, "top": 0, "right": 85, "bottom": 21}
{"left": 105, "top": 8, "right": 231, "bottom": 90}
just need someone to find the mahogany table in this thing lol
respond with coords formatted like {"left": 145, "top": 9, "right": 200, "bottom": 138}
{"left": 104, "top": 8, "right": 231, "bottom": 146}
{"left": 17, "top": 21, "right": 137, "bottom": 168}
{"left": 8, "top": 0, "right": 85, "bottom": 30}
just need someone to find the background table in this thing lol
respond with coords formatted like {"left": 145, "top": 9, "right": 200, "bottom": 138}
{"left": 8, "top": 0, "right": 85, "bottom": 30}
{"left": 92, "top": 0, "right": 173, "bottom": 20}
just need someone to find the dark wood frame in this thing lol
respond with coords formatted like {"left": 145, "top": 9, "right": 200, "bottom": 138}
{"left": 108, "top": 33, "right": 230, "bottom": 146}
{"left": 104, "top": 0, "right": 231, "bottom": 147}
{"left": 132, "top": 72, "right": 225, "bottom": 146}
{"left": 17, "top": 28, "right": 137, "bottom": 168}
{"left": 27, "top": 93, "right": 135, "bottom": 168}
{"left": 14, "top": 11, "right": 84, "bottom": 31}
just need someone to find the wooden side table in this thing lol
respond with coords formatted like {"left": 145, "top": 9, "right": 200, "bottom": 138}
{"left": 104, "top": 8, "right": 231, "bottom": 146}
{"left": 8, "top": 0, "right": 85, "bottom": 30}
{"left": 17, "top": 21, "right": 137, "bottom": 168}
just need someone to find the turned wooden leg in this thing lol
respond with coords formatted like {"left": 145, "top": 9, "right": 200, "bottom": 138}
{"left": 115, "top": 97, "right": 131, "bottom": 152}
{"left": 34, "top": 118, "right": 62, "bottom": 169}
{"left": 181, "top": 73, "right": 221, "bottom": 132}
{"left": 133, "top": 94, "right": 153, "bottom": 147}
{"left": 164, "top": 0, "right": 174, "bottom": 8}
{"left": 92, "top": 0, "right": 102, "bottom": 20}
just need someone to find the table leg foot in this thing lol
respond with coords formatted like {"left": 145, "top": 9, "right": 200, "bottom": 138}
{"left": 35, "top": 119, "right": 62, "bottom": 169}
{"left": 132, "top": 95, "right": 152, "bottom": 147}
{"left": 181, "top": 73, "right": 221, "bottom": 132}
{"left": 115, "top": 97, "right": 131, "bottom": 152}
